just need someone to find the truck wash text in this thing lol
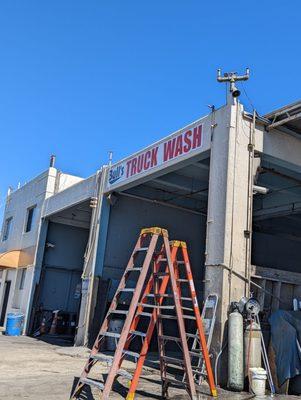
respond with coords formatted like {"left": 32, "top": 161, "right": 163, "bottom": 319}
{"left": 108, "top": 124, "right": 202, "bottom": 185}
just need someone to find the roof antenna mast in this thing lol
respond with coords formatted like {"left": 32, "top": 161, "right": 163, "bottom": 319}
{"left": 217, "top": 68, "right": 250, "bottom": 105}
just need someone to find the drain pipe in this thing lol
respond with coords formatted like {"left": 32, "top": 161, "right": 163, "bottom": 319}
{"left": 244, "top": 110, "right": 256, "bottom": 296}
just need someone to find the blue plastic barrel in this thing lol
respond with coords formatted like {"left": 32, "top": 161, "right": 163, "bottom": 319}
{"left": 6, "top": 313, "right": 24, "bottom": 336}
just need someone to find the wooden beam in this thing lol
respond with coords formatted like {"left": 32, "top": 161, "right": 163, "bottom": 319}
{"left": 251, "top": 264, "right": 301, "bottom": 286}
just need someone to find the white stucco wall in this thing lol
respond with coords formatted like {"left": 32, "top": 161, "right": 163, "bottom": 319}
{"left": 0, "top": 167, "right": 90, "bottom": 328}
{"left": 43, "top": 173, "right": 98, "bottom": 218}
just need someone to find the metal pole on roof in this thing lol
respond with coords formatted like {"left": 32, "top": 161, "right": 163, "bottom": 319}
{"left": 217, "top": 68, "right": 250, "bottom": 105}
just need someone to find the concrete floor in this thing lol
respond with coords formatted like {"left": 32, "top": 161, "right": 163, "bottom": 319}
{"left": 0, "top": 335, "right": 298, "bottom": 399}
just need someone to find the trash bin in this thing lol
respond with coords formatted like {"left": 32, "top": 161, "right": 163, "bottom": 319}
{"left": 6, "top": 313, "right": 24, "bottom": 336}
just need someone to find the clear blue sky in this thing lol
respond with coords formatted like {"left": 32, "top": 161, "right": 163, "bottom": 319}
{"left": 0, "top": 1, "right": 300, "bottom": 215}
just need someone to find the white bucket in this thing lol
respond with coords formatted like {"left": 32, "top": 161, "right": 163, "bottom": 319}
{"left": 249, "top": 367, "right": 267, "bottom": 396}
{"left": 107, "top": 319, "right": 123, "bottom": 351}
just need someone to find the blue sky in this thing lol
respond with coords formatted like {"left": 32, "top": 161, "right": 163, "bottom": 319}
{"left": 0, "top": 1, "right": 300, "bottom": 216}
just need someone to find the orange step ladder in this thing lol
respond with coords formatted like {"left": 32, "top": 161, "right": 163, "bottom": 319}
{"left": 70, "top": 228, "right": 217, "bottom": 400}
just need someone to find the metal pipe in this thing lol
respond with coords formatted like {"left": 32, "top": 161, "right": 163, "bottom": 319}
{"left": 49, "top": 155, "right": 56, "bottom": 168}
{"left": 245, "top": 110, "right": 256, "bottom": 297}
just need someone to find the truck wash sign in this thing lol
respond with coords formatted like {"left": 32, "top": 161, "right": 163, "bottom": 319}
{"left": 106, "top": 122, "right": 204, "bottom": 190}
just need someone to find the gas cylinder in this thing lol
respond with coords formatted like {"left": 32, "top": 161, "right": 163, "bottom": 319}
{"left": 244, "top": 321, "right": 262, "bottom": 375}
{"left": 228, "top": 310, "right": 244, "bottom": 391}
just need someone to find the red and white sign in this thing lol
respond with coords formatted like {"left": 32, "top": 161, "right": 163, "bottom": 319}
{"left": 107, "top": 123, "right": 203, "bottom": 189}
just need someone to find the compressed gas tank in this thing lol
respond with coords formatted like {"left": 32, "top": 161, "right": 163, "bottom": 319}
{"left": 228, "top": 310, "right": 244, "bottom": 391}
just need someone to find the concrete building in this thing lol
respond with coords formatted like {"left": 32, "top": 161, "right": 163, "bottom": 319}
{"left": 1, "top": 84, "right": 301, "bottom": 384}
{"left": 0, "top": 164, "right": 100, "bottom": 344}
{"left": 93, "top": 97, "right": 301, "bottom": 383}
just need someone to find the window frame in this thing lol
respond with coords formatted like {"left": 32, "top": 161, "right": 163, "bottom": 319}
{"left": 24, "top": 205, "right": 36, "bottom": 233}
{"left": 2, "top": 217, "right": 13, "bottom": 241}
{"left": 19, "top": 268, "right": 26, "bottom": 290}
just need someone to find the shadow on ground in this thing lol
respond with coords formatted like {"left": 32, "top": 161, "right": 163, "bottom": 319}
{"left": 70, "top": 376, "right": 163, "bottom": 399}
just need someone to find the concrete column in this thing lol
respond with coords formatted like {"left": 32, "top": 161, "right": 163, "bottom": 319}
{"left": 76, "top": 167, "right": 111, "bottom": 346}
{"left": 204, "top": 103, "right": 254, "bottom": 384}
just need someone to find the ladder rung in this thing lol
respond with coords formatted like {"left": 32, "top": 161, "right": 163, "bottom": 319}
{"left": 127, "top": 267, "right": 142, "bottom": 272}
{"left": 135, "top": 247, "right": 148, "bottom": 252}
{"left": 146, "top": 294, "right": 192, "bottom": 302}
{"left": 181, "top": 306, "right": 194, "bottom": 312}
{"left": 177, "top": 261, "right": 185, "bottom": 264}
{"left": 189, "top": 351, "right": 203, "bottom": 358}
{"left": 153, "top": 272, "right": 169, "bottom": 277}
{"left": 130, "top": 330, "right": 146, "bottom": 337}
{"left": 118, "top": 369, "right": 133, "bottom": 379}
{"left": 162, "top": 376, "right": 186, "bottom": 387}
{"left": 101, "top": 331, "right": 121, "bottom": 339}
{"left": 186, "top": 333, "right": 199, "bottom": 339}
{"left": 136, "top": 311, "right": 152, "bottom": 317}
{"left": 80, "top": 377, "right": 104, "bottom": 390}
{"left": 138, "top": 303, "right": 175, "bottom": 310}
{"left": 161, "top": 355, "right": 184, "bottom": 365}
{"left": 123, "top": 350, "right": 140, "bottom": 359}
{"left": 158, "top": 314, "right": 196, "bottom": 320}
{"left": 177, "top": 279, "right": 189, "bottom": 283}
{"left": 119, "top": 288, "right": 135, "bottom": 292}
{"left": 109, "top": 310, "right": 129, "bottom": 315}
{"left": 158, "top": 334, "right": 181, "bottom": 342}
{"left": 90, "top": 354, "right": 113, "bottom": 364}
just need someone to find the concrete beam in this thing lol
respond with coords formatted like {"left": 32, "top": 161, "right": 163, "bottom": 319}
{"left": 152, "top": 176, "right": 208, "bottom": 199}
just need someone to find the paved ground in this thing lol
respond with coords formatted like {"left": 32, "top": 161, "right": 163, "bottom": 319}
{"left": 0, "top": 335, "right": 298, "bottom": 399}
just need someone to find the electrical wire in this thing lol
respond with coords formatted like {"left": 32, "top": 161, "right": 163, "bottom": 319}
{"left": 240, "top": 81, "right": 256, "bottom": 112}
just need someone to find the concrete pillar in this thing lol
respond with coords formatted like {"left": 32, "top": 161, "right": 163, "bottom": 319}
{"left": 204, "top": 102, "right": 254, "bottom": 384}
{"left": 76, "top": 167, "right": 111, "bottom": 346}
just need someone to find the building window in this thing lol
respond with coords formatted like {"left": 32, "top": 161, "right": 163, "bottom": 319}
{"left": 19, "top": 269, "right": 26, "bottom": 290}
{"left": 25, "top": 205, "right": 36, "bottom": 233}
{"left": 2, "top": 217, "right": 12, "bottom": 241}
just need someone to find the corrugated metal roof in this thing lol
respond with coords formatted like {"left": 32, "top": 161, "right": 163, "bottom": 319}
{"left": 265, "top": 100, "right": 301, "bottom": 134}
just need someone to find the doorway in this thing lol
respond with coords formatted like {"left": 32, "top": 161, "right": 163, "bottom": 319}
{"left": 0, "top": 280, "right": 11, "bottom": 326}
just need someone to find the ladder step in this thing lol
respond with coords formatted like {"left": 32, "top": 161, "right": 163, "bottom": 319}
{"left": 162, "top": 376, "right": 186, "bottom": 387}
{"left": 177, "top": 261, "right": 185, "bottom": 265}
{"left": 146, "top": 294, "right": 192, "bottom": 301}
{"left": 109, "top": 310, "right": 129, "bottom": 315}
{"left": 101, "top": 331, "right": 121, "bottom": 339}
{"left": 118, "top": 369, "right": 133, "bottom": 380}
{"left": 186, "top": 333, "right": 199, "bottom": 339}
{"left": 153, "top": 272, "right": 169, "bottom": 278}
{"left": 136, "top": 311, "right": 153, "bottom": 317}
{"left": 189, "top": 351, "right": 203, "bottom": 358}
{"left": 177, "top": 279, "right": 189, "bottom": 283}
{"left": 158, "top": 334, "right": 181, "bottom": 342}
{"left": 130, "top": 330, "right": 146, "bottom": 337}
{"left": 181, "top": 306, "right": 194, "bottom": 312}
{"left": 127, "top": 267, "right": 142, "bottom": 272}
{"left": 161, "top": 355, "right": 184, "bottom": 365}
{"left": 123, "top": 350, "right": 140, "bottom": 359}
{"left": 90, "top": 354, "right": 113, "bottom": 364}
{"left": 119, "top": 288, "right": 135, "bottom": 292}
{"left": 138, "top": 303, "right": 175, "bottom": 310}
{"left": 158, "top": 314, "right": 196, "bottom": 320}
{"left": 80, "top": 377, "right": 104, "bottom": 390}
{"left": 135, "top": 247, "right": 148, "bottom": 252}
